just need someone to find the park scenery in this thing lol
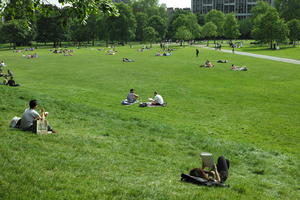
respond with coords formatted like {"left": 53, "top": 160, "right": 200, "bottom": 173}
{"left": 0, "top": 0, "right": 299, "bottom": 200}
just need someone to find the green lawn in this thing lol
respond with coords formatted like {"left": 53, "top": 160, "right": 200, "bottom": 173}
{"left": 0, "top": 46, "right": 299, "bottom": 200}
{"left": 209, "top": 41, "right": 300, "bottom": 60}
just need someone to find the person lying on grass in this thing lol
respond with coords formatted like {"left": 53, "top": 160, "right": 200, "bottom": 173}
{"left": 149, "top": 91, "right": 164, "bottom": 106}
{"left": 217, "top": 60, "right": 228, "bottom": 63}
{"left": 189, "top": 155, "right": 229, "bottom": 183}
{"left": 19, "top": 100, "right": 57, "bottom": 133}
{"left": 231, "top": 64, "right": 248, "bottom": 71}
{"left": 123, "top": 58, "right": 134, "bottom": 62}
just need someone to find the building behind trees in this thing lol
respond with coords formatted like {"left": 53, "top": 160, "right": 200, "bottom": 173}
{"left": 192, "top": 0, "right": 274, "bottom": 19}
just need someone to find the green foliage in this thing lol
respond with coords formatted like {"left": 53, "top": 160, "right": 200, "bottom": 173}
{"left": 175, "top": 26, "right": 193, "bottom": 43}
{"left": 106, "top": 2, "right": 136, "bottom": 42}
{"left": 171, "top": 13, "right": 201, "bottom": 39}
{"left": 251, "top": 1, "right": 274, "bottom": 22}
{"left": 135, "top": 12, "right": 148, "bottom": 41}
{"left": 143, "top": 26, "right": 158, "bottom": 45}
{"left": 202, "top": 22, "right": 217, "bottom": 39}
{"left": 205, "top": 9, "right": 225, "bottom": 37}
{"left": 224, "top": 13, "right": 240, "bottom": 40}
{"left": 0, "top": 19, "right": 34, "bottom": 48}
{"left": 275, "top": 0, "right": 300, "bottom": 21}
{"left": 147, "top": 15, "right": 167, "bottom": 40}
{"left": 287, "top": 19, "right": 300, "bottom": 46}
{"left": 239, "top": 18, "right": 252, "bottom": 39}
{"left": 252, "top": 9, "right": 289, "bottom": 48}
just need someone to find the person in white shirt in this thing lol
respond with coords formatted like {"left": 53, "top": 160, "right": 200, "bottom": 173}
{"left": 151, "top": 91, "right": 164, "bottom": 105}
{"left": 20, "top": 99, "right": 56, "bottom": 133}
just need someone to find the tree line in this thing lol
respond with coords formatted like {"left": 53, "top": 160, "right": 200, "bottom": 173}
{"left": 0, "top": 0, "right": 299, "bottom": 48}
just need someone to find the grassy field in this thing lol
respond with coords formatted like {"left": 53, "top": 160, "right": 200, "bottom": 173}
{"left": 0, "top": 45, "right": 299, "bottom": 200}
{"left": 207, "top": 41, "right": 300, "bottom": 60}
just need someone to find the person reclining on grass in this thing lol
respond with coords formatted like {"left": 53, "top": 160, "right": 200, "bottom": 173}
{"left": 149, "top": 91, "right": 164, "bottom": 106}
{"left": 19, "top": 100, "right": 56, "bottom": 133}
{"left": 217, "top": 60, "right": 228, "bottom": 63}
{"left": 123, "top": 58, "right": 134, "bottom": 62}
{"left": 231, "top": 64, "right": 248, "bottom": 71}
{"left": 189, "top": 155, "right": 229, "bottom": 184}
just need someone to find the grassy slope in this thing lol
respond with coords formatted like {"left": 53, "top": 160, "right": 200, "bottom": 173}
{"left": 0, "top": 46, "right": 299, "bottom": 200}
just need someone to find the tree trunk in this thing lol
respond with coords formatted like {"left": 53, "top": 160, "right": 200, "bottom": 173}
{"left": 207, "top": 40, "right": 209, "bottom": 46}
{"left": 270, "top": 40, "right": 273, "bottom": 49}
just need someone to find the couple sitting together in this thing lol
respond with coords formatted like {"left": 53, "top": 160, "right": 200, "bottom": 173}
{"left": 122, "top": 89, "right": 165, "bottom": 106}
{"left": 200, "top": 60, "right": 214, "bottom": 68}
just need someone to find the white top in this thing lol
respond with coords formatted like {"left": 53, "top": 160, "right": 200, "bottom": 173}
{"left": 0, "top": 62, "right": 6, "bottom": 67}
{"left": 154, "top": 94, "right": 164, "bottom": 105}
{"left": 20, "top": 108, "right": 40, "bottom": 130}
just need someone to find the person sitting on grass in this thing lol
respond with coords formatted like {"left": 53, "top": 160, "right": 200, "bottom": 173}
{"left": 200, "top": 60, "right": 214, "bottom": 68}
{"left": 7, "top": 69, "right": 13, "bottom": 77}
{"left": 150, "top": 91, "right": 164, "bottom": 106}
{"left": 19, "top": 100, "right": 57, "bottom": 133}
{"left": 1, "top": 77, "right": 8, "bottom": 85}
{"left": 127, "top": 89, "right": 139, "bottom": 103}
{"left": 6, "top": 77, "right": 20, "bottom": 87}
{"left": 0, "top": 61, "right": 6, "bottom": 67}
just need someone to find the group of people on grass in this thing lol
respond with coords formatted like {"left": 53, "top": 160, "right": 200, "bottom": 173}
{"left": 200, "top": 59, "right": 248, "bottom": 71}
{"left": 0, "top": 61, "right": 20, "bottom": 87}
{"left": 122, "top": 89, "right": 165, "bottom": 106}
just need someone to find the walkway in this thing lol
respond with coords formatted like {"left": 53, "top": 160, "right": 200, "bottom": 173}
{"left": 197, "top": 45, "right": 300, "bottom": 65}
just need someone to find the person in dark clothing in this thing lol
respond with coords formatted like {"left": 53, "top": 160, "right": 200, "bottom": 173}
{"left": 196, "top": 49, "right": 199, "bottom": 57}
{"left": 7, "top": 77, "right": 20, "bottom": 87}
{"left": 189, "top": 155, "right": 230, "bottom": 183}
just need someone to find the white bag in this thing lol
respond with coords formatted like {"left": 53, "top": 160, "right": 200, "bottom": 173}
{"left": 10, "top": 116, "right": 21, "bottom": 128}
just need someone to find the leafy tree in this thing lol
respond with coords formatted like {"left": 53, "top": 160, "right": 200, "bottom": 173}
{"left": 148, "top": 15, "right": 167, "bottom": 40}
{"left": 252, "top": 8, "right": 289, "bottom": 48}
{"left": 287, "top": 19, "right": 300, "bottom": 46}
{"left": 202, "top": 22, "right": 217, "bottom": 46}
{"left": 275, "top": 0, "right": 300, "bottom": 21}
{"left": 224, "top": 13, "right": 240, "bottom": 40}
{"left": 36, "top": 5, "right": 66, "bottom": 47}
{"left": 0, "top": 19, "right": 34, "bottom": 48}
{"left": 205, "top": 9, "right": 225, "bottom": 37}
{"left": 175, "top": 26, "right": 193, "bottom": 46}
{"left": 251, "top": 1, "right": 274, "bottom": 21}
{"left": 239, "top": 18, "right": 252, "bottom": 39}
{"left": 143, "top": 26, "right": 158, "bottom": 47}
{"left": 135, "top": 12, "right": 148, "bottom": 41}
{"left": 171, "top": 13, "right": 201, "bottom": 40}
{"left": 107, "top": 2, "right": 136, "bottom": 43}
{"left": 0, "top": 0, "right": 119, "bottom": 24}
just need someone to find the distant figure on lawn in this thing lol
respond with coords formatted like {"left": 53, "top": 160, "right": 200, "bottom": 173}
{"left": 150, "top": 91, "right": 164, "bottom": 105}
{"left": 123, "top": 58, "right": 134, "bottom": 62}
{"left": 7, "top": 77, "right": 20, "bottom": 87}
{"left": 196, "top": 49, "right": 199, "bottom": 57}
{"left": 0, "top": 60, "right": 6, "bottom": 67}
{"left": 217, "top": 60, "right": 228, "bottom": 63}
{"left": 231, "top": 64, "right": 248, "bottom": 71}
{"left": 19, "top": 100, "right": 56, "bottom": 133}
{"left": 127, "top": 89, "right": 139, "bottom": 103}
{"left": 200, "top": 60, "right": 214, "bottom": 68}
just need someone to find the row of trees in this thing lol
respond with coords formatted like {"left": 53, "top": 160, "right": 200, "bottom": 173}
{"left": 0, "top": 0, "right": 300, "bottom": 48}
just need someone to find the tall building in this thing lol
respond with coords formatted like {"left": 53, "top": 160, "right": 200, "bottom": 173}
{"left": 192, "top": 0, "right": 274, "bottom": 19}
